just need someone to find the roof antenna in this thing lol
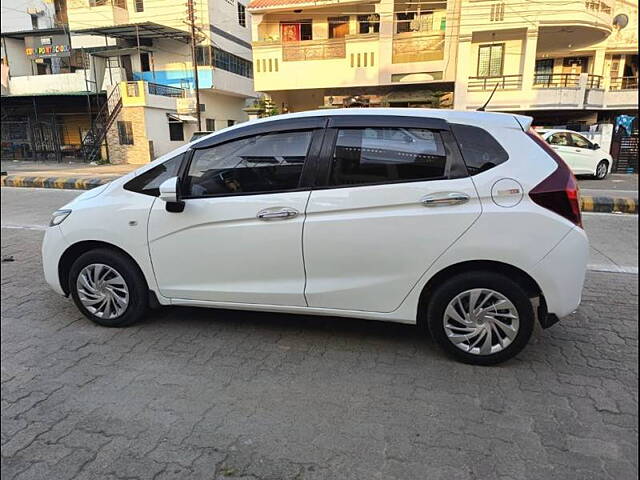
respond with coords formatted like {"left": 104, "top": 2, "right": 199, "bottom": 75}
{"left": 477, "top": 82, "right": 499, "bottom": 111}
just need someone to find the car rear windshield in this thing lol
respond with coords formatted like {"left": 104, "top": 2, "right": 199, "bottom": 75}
{"left": 451, "top": 124, "right": 509, "bottom": 175}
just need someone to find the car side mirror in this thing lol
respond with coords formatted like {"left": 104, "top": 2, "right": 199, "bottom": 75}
{"left": 159, "top": 176, "right": 185, "bottom": 213}
{"left": 592, "top": 143, "right": 600, "bottom": 150}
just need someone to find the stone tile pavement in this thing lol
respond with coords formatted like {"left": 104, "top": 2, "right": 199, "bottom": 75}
{"left": 1, "top": 228, "right": 638, "bottom": 480}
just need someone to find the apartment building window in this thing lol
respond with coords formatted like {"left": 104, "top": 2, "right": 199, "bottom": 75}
{"left": 206, "top": 118, "right": 216, "bottom": 131}
{"left": 140, "top": 52, "right": 151, "bottom": 72}
{"left": 490, "top": 3, "right": 505, "bottom": 21}
{"left": 117, "top": 121, "right": 134, "bottom": 145}
{"left": 477, "top": 44, "right": 504, "bottom": 77}
{"left": 89, "top": 0, "right": 109, "bottom": 6}
{"left": 195, "top": 46, "right": 253, "bottom": 78}
{"left": 358, "top": 14, "right": 380, "bottom": 34}
{"left": 328, "top": 16, "right": 349, "bottom": 39}
{"left": 135, "top": 0, "right": 144, "bottom": 12}
{"left": 238, "top": 3, "right": 246, "bottom": 27}
{"left": 281, "top": 21, "right": 312, "bottom": 41}
{"left": 169, "top": 121, "right": 184, "bottom": 141}
{"left": 395, "top": 12, "right": 415, "bottom": 33}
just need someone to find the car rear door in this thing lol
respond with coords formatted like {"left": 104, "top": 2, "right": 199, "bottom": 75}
{"left": 302, "top": 115, "right": 481, "bottom": 313}
{"left": 147, "top": 119, "right": 326, "bottom": 306}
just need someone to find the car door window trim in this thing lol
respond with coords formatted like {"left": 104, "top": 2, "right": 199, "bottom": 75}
{"left": 179, "top": 128, "right": 326, "bottom": 200}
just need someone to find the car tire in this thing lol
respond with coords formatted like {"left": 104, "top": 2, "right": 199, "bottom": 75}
{"left": 426, "top": 271, "right": 535, "bottom": 365}
{"left": 595, "top": 160, "right": 609, "bottom": 180}
{"left": 69, "top": 248, "right": 148, "bottom": 327}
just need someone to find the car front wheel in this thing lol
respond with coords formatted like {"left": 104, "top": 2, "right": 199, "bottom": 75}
{"left": 595, "top": 160, "right": 609, "bottom": 180}
{"left": 69, "top": 248, "right": 148, "bottom": 327}
{"left": 426, "top": 271, "right": 535, "bottom": 365}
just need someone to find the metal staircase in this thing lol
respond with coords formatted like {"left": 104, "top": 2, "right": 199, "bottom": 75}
{"left": 81, "top": 85, "right": 122, "bottom": 163}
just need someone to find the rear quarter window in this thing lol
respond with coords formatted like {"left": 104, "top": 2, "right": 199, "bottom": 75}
{"left": 451, "top": 124, "right": 509, "bottom": 175}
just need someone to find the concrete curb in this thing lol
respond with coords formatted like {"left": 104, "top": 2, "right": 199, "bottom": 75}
{"left": 1, "top": 175, "right": 638, "bottom": 214}
{"left": 0, "top": 175, "right": 112, "bottom": 190}
{"left": 581, "top": 195, "right": 638, "bottom": 214}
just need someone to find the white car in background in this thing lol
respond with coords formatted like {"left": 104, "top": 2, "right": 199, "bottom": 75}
{"left": 539, "top": 129, "right": 612, "bottom": 179}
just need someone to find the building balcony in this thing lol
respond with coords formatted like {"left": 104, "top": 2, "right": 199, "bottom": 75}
{"left": 392, "top": 31, "right": 445, "bottom": 64}
{"left": 253, "top": 35, "right": 381, "bottom": 91}
{"left": 459, "top": 72, "right": 638, "bottom": 111}
{"left": 119, "top": 81, "right": 184, "bottom": 109}
{"left": 4, "top": 70, "right": 98, "bottom": 97}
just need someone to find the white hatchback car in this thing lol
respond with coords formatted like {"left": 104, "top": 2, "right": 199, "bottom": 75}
{"left": 539, "top": 129, "right": 612, "bottom": 179}
{"left": 42, "top": 109, "right": 589, "bottom": 365}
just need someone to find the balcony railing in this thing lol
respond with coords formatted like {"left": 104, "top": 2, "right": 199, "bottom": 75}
{"left": 587, "top": 74, "right": 603, "bottom": 89}
{"left": 609, "top": 76, "right": 639, "bottom": 90}
{"left": 533, "top": 73, "right": 581, "bottom": 88}
{"left": 148, "top": 82, "right": 184, "bottom": 98}
{"left": 282, "top": 39, "right": 346, "bottom": 62}
{"left": 468, "top": 75, "right": 523, "bottom": 91}
{"left": 125, "top": 81, "right": 184, "bottom": 98}
{"left": 585, "top": 0, "right": 612, "bottom": 14}
{"left": 392, "top": 31, "right": 444, "bottom": 63}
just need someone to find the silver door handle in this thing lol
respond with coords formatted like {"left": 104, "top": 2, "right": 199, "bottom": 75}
{"left": 257, "top": 207, "right": 299, "bottom": 220}
{"left": 421, "top": 192, "right": 470, "bottom": 207}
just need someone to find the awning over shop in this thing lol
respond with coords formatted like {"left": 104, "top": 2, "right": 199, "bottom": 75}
{"left": 167, "top": 113, "right": 198, "bottom": 123}
{"left": 72, "top": 22, "right": 190, "bottom": 43}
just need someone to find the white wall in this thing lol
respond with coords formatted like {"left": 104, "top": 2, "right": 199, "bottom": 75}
{"left": 199, "top": 90, "right": 249, "bottom": 131}
{"left": 209, "top": 0, "right": 252, "bottom": 62}
{"left": 144, "top": 107, "right": 190, "bottom": 159}
{"left": 0, "top": 0, "right": 56, "bottom": 32}
{"left": 1, "top": 37, "right": 32, "bottom": 77}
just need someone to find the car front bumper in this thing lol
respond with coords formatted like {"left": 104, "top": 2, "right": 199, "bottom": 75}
{"left": 42, "top": 225, "right": 69, "bottom": 296}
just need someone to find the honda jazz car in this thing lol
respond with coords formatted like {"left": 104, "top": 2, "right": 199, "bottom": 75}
{"left": 539, "top": 129, "right": 612, "bottom": 179}
{"left": 42, "top": 109, "right": 589, "bottom": 365}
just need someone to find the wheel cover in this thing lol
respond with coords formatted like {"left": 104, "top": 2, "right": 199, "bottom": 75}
{"left": 597, "top": 163, "right": 607, "bottom": 178}
{"left": 76, "top": 263, "right": 129, "bottom": 319}
{"left": 443, "top": 288, "right": 520, "bottom": 356}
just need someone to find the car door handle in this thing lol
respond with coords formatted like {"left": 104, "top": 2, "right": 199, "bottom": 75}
{"left": 421, "top": 192, "right": 470, "bottom": 207}
{"left": 256, "top": 207, "right": 299, "bottom": 221}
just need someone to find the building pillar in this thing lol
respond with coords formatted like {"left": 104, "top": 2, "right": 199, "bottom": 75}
{"left": 376, "top": 0, "right": 394, "bottom": 85}
{"left": 521, "top": 28, "right": 539, "bottom": 93}
{"left": 453, "top": 35, "right": 471, "bottom": 110}
{"left": 593, "top": 48, "right": 607, "bottom": 88}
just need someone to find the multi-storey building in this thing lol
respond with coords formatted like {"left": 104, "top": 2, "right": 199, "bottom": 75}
{"left": 248, "top": 0, "right": 637, "bottom": 126}
{"left": 2, "top": 0, "right": 256, "bottom": 164}
{"left": 249, "top": 0, "right": 460, "bottom": 110}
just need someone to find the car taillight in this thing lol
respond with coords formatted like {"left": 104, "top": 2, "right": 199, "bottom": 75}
{"left": 526, "top": 128, "right": 583, "bottom": 228}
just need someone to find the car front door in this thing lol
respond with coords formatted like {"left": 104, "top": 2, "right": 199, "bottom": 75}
{"left": 302, "top": 116, "right": 481, "bottom": 313}
{"left": 547, "top": 132, "right": 580, "bottom": 172}
{"left": 569, "top": 132, "right": 597, "bottom": 174}
{"left": 147, "top": 124, "right": 325, "bottom": 306}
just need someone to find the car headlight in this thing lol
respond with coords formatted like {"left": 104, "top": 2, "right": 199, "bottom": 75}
{"left": 49, "top": 209, "right": 72, "bottom": 227}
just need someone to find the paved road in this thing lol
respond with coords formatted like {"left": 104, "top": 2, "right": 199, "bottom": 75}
{"left": 1, "top": 188, "right": 638, "bottom": 480}
{"left": 578, "top": 174, "right": 638, "bottom": 199}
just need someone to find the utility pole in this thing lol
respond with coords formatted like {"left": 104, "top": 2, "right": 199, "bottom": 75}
{"left": 186, "top": 0, "right": 202, "bottom": 131}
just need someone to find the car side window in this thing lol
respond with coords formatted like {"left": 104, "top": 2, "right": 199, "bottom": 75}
{"left": 329, "top": 127, "right": 447, "bottom": 186}
{"left": 185, "top": 130, "right": 313, "bottom": 197}
{"left": 570, "top": 133, "right": 592, "bottom": 149}
{"left": 123, "top": 153, "right": 184, "bottom": 197}
{"left": 548, "top": 133, "right": 571, "bottom": 146}
{"left": 450, "top": 124, "right": 509, "bottom": 175}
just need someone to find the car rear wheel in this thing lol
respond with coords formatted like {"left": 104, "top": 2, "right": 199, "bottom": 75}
{"left": 69, "top": 248, "right": 148, "bottom": 327}
{"left": 426, "top": 271, "right": 535, "bottom": 365}
{"left": 595, "top": 160, "right": 609, "bottom": 180}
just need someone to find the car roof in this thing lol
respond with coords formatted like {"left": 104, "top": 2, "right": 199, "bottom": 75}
{"left": 191, "top": 108, "right": 532, "bottom": 147}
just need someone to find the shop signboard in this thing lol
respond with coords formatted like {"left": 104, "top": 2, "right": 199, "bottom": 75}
{"left": 24, "top": 34, "right": 71, "bottom": 58}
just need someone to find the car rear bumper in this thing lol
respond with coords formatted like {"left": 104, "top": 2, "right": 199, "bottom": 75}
{"left": 531, "top": 226, "right": 589, "bottom": 319}
{"left": 42, "top": 225, "right": 69, "bottom": 296}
